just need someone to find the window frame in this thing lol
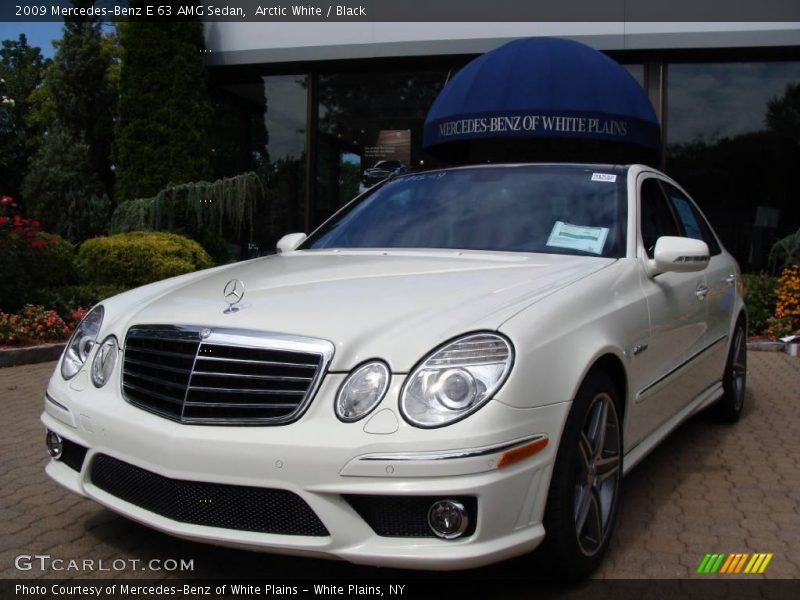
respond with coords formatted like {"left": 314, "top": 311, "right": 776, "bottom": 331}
{"left": 637, "top": 175, "right": 683, "bottom": 260}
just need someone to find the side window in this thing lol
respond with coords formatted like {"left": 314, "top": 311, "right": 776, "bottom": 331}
{"left": 661, "top": 182, "right": 722, "bottom": 256}
{"left": 640, "top": 178, "right": 681, "bottom": 259}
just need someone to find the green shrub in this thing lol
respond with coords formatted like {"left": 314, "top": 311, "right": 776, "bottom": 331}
{"left": 742, "top": 273, "right": 778, "bottom": 336}
{"left": 77, "top": 231, "right": 214, "bottom": 288}
{"left": 26, "top": 283, "right": 126, "bottom": 316}
{"left": 29, "top": 232, "right": 76, "bottom": 287}
{"left": 0, "top": 213, "right": 76, "bottom": 312}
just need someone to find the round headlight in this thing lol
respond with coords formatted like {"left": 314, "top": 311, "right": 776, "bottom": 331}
{"left": 400, "top": 333, "right": 514, "bottom": 428}
{"left": 61, "top": 306, "right": 104, "bottom": 380}
{"left": 91, "top": 335, "right": 119, "bottom": 388}
{"left": 335, "top": 361, "right": 391, "bottom": 422}
{"left": 434, "top": 368, "right": 478, "bottom": 410}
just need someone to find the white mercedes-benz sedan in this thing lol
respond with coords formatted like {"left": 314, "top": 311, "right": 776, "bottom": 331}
{"left": 42, "top": 163, "right": 746, "bottom": 577}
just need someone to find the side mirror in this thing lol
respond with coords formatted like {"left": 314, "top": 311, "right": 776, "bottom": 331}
{"left": 646, "top": 236, "right": 709, "bottom": 277}
{"left": 276, "top": 232, "right": 307, "bottom": 253}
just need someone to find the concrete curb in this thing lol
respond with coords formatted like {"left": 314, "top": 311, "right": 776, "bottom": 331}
{"left": 747, "top": 340, "right": 784, "bottom": 352}
{"left": 0, "top": 343, "right": 64, "bottom": 368}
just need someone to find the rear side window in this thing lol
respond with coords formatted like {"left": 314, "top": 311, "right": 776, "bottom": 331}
{"left": 660, "top": 182, "right": 722, "bottom": 256}
{"left": 640, "top": 178, "right": 680, "bottom": 259}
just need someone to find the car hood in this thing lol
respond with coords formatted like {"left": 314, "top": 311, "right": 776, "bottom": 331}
{"left": 105, "top": 249, "right": 614, "bottom": 371}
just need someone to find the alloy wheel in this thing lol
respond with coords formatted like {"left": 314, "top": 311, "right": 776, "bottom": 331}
{"left": 573, "top": 393, "right": 621, "bottom": 556}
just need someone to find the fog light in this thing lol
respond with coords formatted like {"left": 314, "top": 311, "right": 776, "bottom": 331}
{"left": 46, "top": 430, "right": 63, "bottom": 460}
{"left": 427, "top": 499, "right": 468, "bottom": 539}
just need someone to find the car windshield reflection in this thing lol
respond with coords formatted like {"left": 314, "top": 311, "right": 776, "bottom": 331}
{"left": 304, "top": 165, "right": 627, "bottom": 258}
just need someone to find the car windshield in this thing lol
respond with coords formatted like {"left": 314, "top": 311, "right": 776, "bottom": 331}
{"left": 304, "top": 165, "right": 627, "bottom": 258}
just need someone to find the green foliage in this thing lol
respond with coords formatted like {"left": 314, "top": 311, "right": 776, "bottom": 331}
{"left": 109, "top": 171, "right": 264, "bottom": 257}
{"left": 769, "top": 228, "right": 800, "bottom": 271}
{"left": 114, "top": 12, "right": 212, "bottom": 202}
{"left": 24, "top": 63, "right": 56, "bottom": 137}
{"left": 26, "top": 283, "right": 126, "bottom": 315}
{"left": 21, "top": 8, "right": 117, "bottom": 238}
{"left": 63, "top": 190, "right": 114, "bottom": 242}
{"left": 741, "top": 273, "right": 778, "bottom": 336}
{"left": 0, "top": 225, "right": 76, "bottom": 312}
{"left": 21, "top": 124, "right": 106, "bottom": 238}
{"left": 31, "top": 232, "right": 77, "bottom": 285}
{"left": 45, "top": 5, "right": 116, "bottom": 192}
{"left": 0, "top": 34, "right": 49, "bottom": 205}
{"left": 185, "top": 227, "right": 232, "bottom": 265}
{"left": 77, "top": 231, "right": 213, "bottom": 288}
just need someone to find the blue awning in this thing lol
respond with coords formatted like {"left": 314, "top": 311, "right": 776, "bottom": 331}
{"left": 423, "top": 38, "right": 661, "bottom": 162}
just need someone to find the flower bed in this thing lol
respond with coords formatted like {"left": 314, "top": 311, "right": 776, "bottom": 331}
{"left": 0, "top": 305, "right": 86, "bottom": 347}
{"left": 766, "top": 264, "right": 800, "bottom": 339}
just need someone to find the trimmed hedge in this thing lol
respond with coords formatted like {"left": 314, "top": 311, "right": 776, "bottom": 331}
{"left": 77, "top": 231, "right": 214, "bottom": 288}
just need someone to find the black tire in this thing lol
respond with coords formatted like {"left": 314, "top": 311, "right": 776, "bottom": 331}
{"left": 537, "top": 370, "right": 623, "bottom": 579}
{"left": 709, "top": 319, "right": 747, "bottom": 423}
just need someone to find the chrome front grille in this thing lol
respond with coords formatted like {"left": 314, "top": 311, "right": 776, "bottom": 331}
{"left": 122, "top": 325, "right": 333, "bottom": 425}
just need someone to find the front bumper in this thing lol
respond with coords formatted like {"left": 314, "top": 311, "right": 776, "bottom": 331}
{"left": 42, "top": 371, "right": 570, "bottom": 570}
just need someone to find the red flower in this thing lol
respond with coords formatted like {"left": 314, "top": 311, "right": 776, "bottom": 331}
{"left": 29, "top": 239, "right": 46, "bottom": 249}
{"left": 0, "top": 196, "right": 12, "bottom": 205}
{"left": 50, "top": 238, "right": 58, "bottom": 246}
{"left": 0, "top": 216, "right": 7, "bottom": 225}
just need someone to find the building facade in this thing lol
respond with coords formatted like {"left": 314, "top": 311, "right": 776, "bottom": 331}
{"left": 204, "top": 22, "right": 800, "bottom": 271}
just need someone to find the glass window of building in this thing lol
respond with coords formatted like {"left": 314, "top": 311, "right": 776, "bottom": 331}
{"left": 666, "top": 62, "right": 800, "bottom": 270}
{"left": 314, "top": 69, "right": 449, "bottom": 227}
{"left": 211, "top": 74, "right": 308, "bottom": 249}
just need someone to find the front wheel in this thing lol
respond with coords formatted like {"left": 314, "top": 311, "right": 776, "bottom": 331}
{"left": 710, "top": 320, "right": 747, "bottom": 423}
{"left": 538, "top": 371, "right": 622, "bottom": 579}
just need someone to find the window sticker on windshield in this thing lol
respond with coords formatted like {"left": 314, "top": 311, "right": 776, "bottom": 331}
{"left": 546, "top": 221, "right": 609, "bottom": 255}
{"left": 591, "top": 173, "right": 617, "bottom": 182}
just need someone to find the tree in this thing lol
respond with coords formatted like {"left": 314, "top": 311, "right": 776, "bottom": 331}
{"left": 21, "top": 123, "right": 111, "bottom": 240}
{"left": 0, "top": 34, "right": 48, "bottom": 206}
{"left": 114, "top": 6, "right": 212, "bottom": 202}
{"left": 22, "top": 1, "right": 117, "bottom": 238}
{"left": 46, "top": 2, "right": 116, "bottom": 191}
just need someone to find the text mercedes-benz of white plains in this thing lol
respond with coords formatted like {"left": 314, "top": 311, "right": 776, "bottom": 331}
{"left": 42, "top": 163, "right": 746, "bottom": 577}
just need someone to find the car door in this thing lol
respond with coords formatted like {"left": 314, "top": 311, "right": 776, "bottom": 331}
{"left": 660, "top": 181, "right": 734, "bottom": 383}
{"left": 628, "top": 175, "right": 709, "bottom": 445}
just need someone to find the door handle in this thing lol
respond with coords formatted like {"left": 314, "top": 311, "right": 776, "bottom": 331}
{"left": 695, "top": 284, "right": 709, "bottom": 300}
{"left": 725, "top": 274, "right": 736, "bottom": 286}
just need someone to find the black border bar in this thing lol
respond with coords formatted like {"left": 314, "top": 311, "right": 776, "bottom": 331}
{"left": 3, "top": 0, "right": 800, "bottom": 23}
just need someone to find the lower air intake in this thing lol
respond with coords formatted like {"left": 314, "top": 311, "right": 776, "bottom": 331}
{"left": 90, "top": 454, "right": 329, "bottom": 536}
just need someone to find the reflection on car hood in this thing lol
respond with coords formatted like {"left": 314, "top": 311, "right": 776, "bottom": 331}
{"left": 111, "top": 249, "right": 614, "bottom": 371}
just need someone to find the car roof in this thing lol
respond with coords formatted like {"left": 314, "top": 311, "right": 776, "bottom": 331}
{"left": 394, "top": 162, "right": 633, "bottom": 180}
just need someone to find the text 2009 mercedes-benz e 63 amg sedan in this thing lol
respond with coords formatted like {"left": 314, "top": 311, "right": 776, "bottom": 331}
{"left": 43, "top": 163, "right": 746, "bottom": 578}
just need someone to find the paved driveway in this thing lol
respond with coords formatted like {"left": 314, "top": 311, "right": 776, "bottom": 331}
{"left": 1, "top": 353, "right": 798, "bottom": 580}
